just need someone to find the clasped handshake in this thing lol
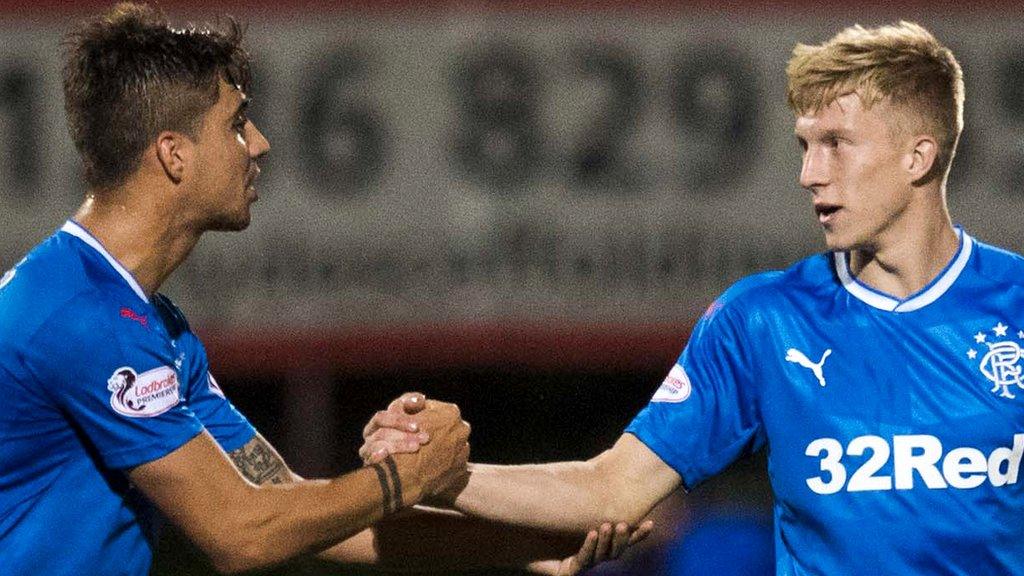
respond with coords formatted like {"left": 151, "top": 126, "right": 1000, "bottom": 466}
{"left": 359, "top": 393, "right": 471, "bottom": 508}
{"left": 356, "top": 392, "right": 653, "bottom": 574}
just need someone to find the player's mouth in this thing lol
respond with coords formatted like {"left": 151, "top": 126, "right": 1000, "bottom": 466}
{"left": 245, "top": 165, "right": 260, "bottom": 200}
{"left": 814, "top": 203, "right": 841, "bottom": 225}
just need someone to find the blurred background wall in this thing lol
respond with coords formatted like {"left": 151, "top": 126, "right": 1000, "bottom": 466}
{"left": 1, "top": 0, "right": 1023, "bottom": 574}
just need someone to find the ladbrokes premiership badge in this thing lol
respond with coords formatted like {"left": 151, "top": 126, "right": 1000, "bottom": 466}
{"left": 651, "top": 364, "right": 692, "bottom": 403}
{"left": 107, "top": 366, "right": 181, "bottom": 417}
{"left": 966, "top": 322, "right": 1024, "bottom": 399}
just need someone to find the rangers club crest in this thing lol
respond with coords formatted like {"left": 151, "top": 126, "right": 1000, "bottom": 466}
{"left": 966, "top": 322, "right": 1024, "bottom": 399}
{"left": 107, "top": 366, "right": 181, "bottom": 417}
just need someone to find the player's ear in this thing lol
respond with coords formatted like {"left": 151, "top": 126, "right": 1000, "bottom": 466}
{"left": 906, "top": 134, "right": 938, "bottom": 185}
{"left": 155, "top": 131, "right": 192, "bottom": 184}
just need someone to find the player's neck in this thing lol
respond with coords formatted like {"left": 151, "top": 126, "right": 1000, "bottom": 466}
{"left": 847, "top": 203, "right": 959, "bottom": 300}
{"left": 72, "top": 189, "right": 202, "bottom": 297}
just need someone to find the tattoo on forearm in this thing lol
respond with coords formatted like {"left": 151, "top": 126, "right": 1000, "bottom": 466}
{"left": 371, "top": 455, "right": 403, "bottom": 514}
{"left": 228, "top": 438, "right": 291, "bottom": 485}
{"left": 371, "top": 460, "right": 394, "bottom": 514}
{"left": 384, "top": 455, "right": 403, "bottom": 510}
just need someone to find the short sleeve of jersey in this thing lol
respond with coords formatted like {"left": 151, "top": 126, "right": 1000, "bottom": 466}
{"left": 24, "top": 293, "right": 203, "bottom": 470}
{"left": 626, "top": 299, "right": 765, "bottom": 489}
{"left": 181, "top": 336, "right": 255, "bottom": 453}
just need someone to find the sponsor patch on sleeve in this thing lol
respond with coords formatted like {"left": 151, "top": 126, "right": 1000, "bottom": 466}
{"left": 107, "top": 366, "right": 181, "bottom": 418}
{"left": 651, "top": 364, "right": 692, "bottom": 403}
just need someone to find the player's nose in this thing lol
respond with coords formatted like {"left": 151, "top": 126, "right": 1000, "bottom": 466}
{"left": 799, "top": 146, "right": 828, "bottom": 191}
{"left": 247, "top": 121, "right": 270, "bottom": 160}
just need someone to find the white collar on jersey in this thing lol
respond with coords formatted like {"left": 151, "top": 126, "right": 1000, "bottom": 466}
{"left": 60, "top": 220, "right": 150, "bottom": 304}
{"left": 833, "top": 228, "right": 973, "bottom": 313}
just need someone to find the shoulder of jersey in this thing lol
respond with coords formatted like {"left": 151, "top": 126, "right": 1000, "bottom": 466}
{"left": 969, "top": 237, "right": 1024, "bottom": 287}
{"left": 710, "top": 252, "right": 832, "bottom": 314}
{"left": 1, "top": 233, "right": 117, "bottom": 333}
{"left": 152, "top": 293, "right": 192, "bottom": 337}
{"left": 2, "top": 234, "right": 86, "bottom": 302}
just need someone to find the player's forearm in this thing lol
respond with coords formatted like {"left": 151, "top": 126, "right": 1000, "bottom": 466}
{"left": 227, "top": 434, "right": 401, "bottom": 568}
{"left": 217, "top": 435, "right": 401, "bottom": 570}
{"left": 133, "top": 433, "right": 413, "bottom": 574}
{"left": 451, "top": 459, "right": 639, "bottom": 533}
{"left": 216, "top": 424, "right": 469, "bottom": 572}
{"left": 236, "top": 468, "right": 404, "bottom": 569}
{"left": 317, "top": 506, "right": 582, "bottom": 571}
{"left": 448, "top": 435, "right": 680, "bottom": 534}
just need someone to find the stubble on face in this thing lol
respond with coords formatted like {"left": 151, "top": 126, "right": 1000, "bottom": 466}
{"left": 192, "top": 80, "right": 257, "bottom": 233}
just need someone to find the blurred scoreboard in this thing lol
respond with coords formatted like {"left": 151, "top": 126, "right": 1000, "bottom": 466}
{"left": 1, "top": 4, "right": 1024, "bottom": 330}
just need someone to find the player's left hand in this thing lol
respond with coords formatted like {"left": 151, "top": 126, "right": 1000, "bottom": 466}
{"left": 527, "top": 521, "right": 654, "bottom": 575}
{"left": 360, "top": 392, "right": 430, "bottom": 464}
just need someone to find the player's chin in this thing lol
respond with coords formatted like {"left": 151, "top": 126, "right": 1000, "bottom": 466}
{"left": 231, "top": 214, "right": 252, "bottom": 231}
{"left": 208, "top": 209, "right": 252, "bottom": 232}
{"left": 821, "top": 229, "right": 855, "bottom": 252}
{"left": 228, "top": 193, "right": 256, "bottom": 230}
{"left": 230, "top": 210, "right": 252, "bottom": 231}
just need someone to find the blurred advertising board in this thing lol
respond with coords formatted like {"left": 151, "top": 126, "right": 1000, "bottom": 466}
{"left": 1, "top": 2, "right": 1022, "bottom": 337}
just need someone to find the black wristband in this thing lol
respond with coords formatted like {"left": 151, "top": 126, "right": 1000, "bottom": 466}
{"left": 383, "top": 455, "right": 403, "bottom": 511}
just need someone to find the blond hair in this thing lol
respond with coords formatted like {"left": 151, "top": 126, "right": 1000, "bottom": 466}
{"left": 787, "top": 22, "right": 964, "bottom": 183}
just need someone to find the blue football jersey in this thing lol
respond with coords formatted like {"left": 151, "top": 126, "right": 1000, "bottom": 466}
{"left": 628, "top": 229, "right": 1024, "bottom": 574}
{"left": 0, "top": 221, "right": 256, "bottom": 575}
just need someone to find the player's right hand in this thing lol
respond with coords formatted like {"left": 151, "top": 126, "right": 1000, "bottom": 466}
{"left": 388, "top": 399, "right": 470, "bottom": 503}
{"left": 360, "top": 392, "right": 431, "bottom": 465}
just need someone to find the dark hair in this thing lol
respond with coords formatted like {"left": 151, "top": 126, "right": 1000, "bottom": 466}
{"left": 62, "top": 2, "right": 251, "bottom": 189}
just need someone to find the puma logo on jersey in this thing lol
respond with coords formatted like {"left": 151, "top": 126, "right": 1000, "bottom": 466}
{"left": 786, "top": 348, "right": 832, "bottom": 387}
